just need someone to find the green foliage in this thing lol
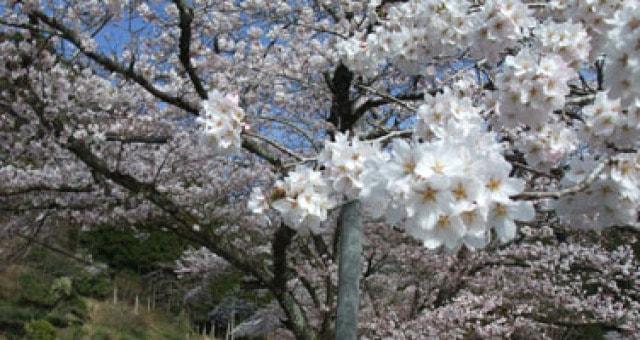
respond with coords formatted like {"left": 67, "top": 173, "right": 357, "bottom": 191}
{"left": 24, "top": 247, "right": 84, "bottom": 279}
{"left": 18, "top": 273, "right": 55, "bottom": 307}
{"left": 184, "top": 270, "right": 247, "bottom": 322}
{"left": 1, "top": 247, "right": 99, "bottom": 338}
{"left": 0, "top": 300, "right": 47, "bottom": 336}
{"left": 45, "top": 295, "right": 87, "bottom": 327}
{"left": 182, "top": 269, "right": 273, "bottom": 326}
{"left": 79, "top": 226, "right": 191, "bottom": 273}
{"left": 56, "top": 300, "right": 196, "bottom": 340}
{"left": 0, "top": 230, "right": 202, "bottom": 339}
{"left": 208, "top": 270, "right": 244, "bottom": 303}
{"left": 24, "top": 319, "right": 57, "bottom": 340}
{"left": 210, "top": 270, "right": 273, "bottom": 307}
{"left": 568, "top": 324, "right": 605, "bottom": 340}
{"left": 599, "top": 228, "right": 640, "bottom": 260}
{"left": 74, "top": 273, "right": 112, "bottom": 299}
{"left": 17, "top": 243, "right": 112, "bottom": 298}
{"left": 51, "top": 277, "right": 73, "bottom": 301}
{"left": 18, "top": 273, "right": 79, "bottom": 308}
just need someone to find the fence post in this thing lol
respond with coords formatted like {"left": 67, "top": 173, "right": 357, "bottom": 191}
{"left": 231, "top": 312, "right": 235, "bottom": 340}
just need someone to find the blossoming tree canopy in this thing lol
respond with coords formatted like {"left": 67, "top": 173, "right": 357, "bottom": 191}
{"left": 2, "top": 0, "right": 640, "bottom": 337}
{"left": 245, "top": 0, "right": 640, "bottom": 250}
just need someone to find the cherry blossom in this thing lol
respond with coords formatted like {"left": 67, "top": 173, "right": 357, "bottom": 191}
{"left": 197, "top": 90, "right": 246, "bottom": 154}
{"left": 2, "top": 0, "right": 640, "bottom": 338}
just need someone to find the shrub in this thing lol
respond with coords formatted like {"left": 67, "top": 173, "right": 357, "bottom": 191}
{"left": 80, "top": 226, "right": 190, "bottom": 273}
{"left": 75, "top": 273, "right": 111, "bottom": 299}
{"left": 24, "top": 319, "right": 56, "bottom": 340}
{"left": 45, "top": 295, "right": 87, "bottom": 327}
{"left": 18, "top": 273, "right": 54, "bottom": 307}
{"left": 50, "top": 277, "right": 73, "bottom": 301}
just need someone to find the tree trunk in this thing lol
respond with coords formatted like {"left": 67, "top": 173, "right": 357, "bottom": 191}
{"left": 335, "top": 200, "right": 362, "bottom": 340}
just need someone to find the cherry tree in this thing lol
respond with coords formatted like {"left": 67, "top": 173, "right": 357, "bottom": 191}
{"left": 1, "top": 0, "right": 639, "bottom": 338}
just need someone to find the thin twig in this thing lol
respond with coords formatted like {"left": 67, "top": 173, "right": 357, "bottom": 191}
{"left": 511, "top": 161, "right": 555, "bottom": 178}
{"left": 243, "top": 131, "right": 304, "bottom": 161}
{"left": 355, "top": 84, "right": 418, "bottom": 112}
{"left": 368, "top": 129, "right": 412, "bottom": 143}
{"left": 0, "top": 184, "right": 93, "bottom": 197}
{"left": 511, "top": 157, "right": 612, "bottom": 200}
{"left": 256, "top": 115, "right": 320, "bottom": 152}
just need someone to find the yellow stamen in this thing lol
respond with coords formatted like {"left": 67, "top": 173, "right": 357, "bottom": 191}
{"left": 486, "top": 178, "right": 501, "bottom": 191}
{"left": 421, "top": 186, "right": 438, "bottom": 202}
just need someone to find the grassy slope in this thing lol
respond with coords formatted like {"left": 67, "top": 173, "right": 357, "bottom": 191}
{"left": 57, "top": 299, "right": 201, "bottom": 340}
{"left": 0, "top": 264, "right": 210, "bottom": 340}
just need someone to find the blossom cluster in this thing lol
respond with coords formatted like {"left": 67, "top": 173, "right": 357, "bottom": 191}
{"left": 337, "top": 0, "right": 538, "bottom": 77}
{"left": 472, "top": 0, "right": 535, "bottom": 62}
{"left": 550, "top": 0, "right": 626, "bottom": 56}
{"left": 318, "top": 132, "right": 380, "bottom": 199}
{"left": 196, "top": 90, "right": 245, "bottom": 154}
{"left": 579, "top": 92, "right": 640, "bottom": 150}
{"left": 362, "top": 231, "right": 640, "bottom": 338}
{"left": 336, "top": 34, "right": 382, "bottom": 78}
{"left": 338, "top": 0, "right": 476, "bottom": 76}
{"left": 534, "top": 20, "right": 591, "bottom": 68}
{"left": 415, "top": 87, "right": 484, "bottom": 140}
{"left": 175, "top": 247, "right": 229, "bottom": 278}
{"left": 268, "top": 166, "right": 336, "bottom": 235}
{"left": 359, "top": 134, "right": 534, "bottom": 250}
{"left": 253, "top": 91, "right": 534, "bottom": 251}
{"left": 241, "top": 0, "right": 640, "bottom": 252}
{"left": 554, "top": 153, "right": 640, "bottom": 230}
{"left": 604, "top": 1, "right": 640, "bottom": 106}
{"left": 495, "top": 49, "right": 573, "bottom": 129}
{"left": 515, "top": 125, "right": 578, "bottom": 171}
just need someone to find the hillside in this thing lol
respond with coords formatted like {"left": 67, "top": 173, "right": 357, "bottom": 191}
{"left": 0, "top": 257, "right": 206, "bottom": 340}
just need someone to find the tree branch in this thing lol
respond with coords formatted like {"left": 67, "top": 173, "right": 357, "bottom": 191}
{"left": 243, "top": 131, "right": 304, "bottom": 161}
{"left": 30, "top": 9, "right": 201, "bottom": 115}
{"left": 272, "top": 223, "right": 295, "bottom": 292}
{"left": 105, "top": 133, "right": 170, "bottom": 144}
{"left": 511, "top": 157, "right": 612, "bottom": 200}
{"left": 527, "top": 314, "right": 625, "bottom": 333}
{"left": 0, "top": 184, "right": 93, "bottom": 197}
{"left": 16, "top": 233, "right": 94, "bottom": 266}
{"left": 65, "top": 137, "right": 272, "bottom": 282}
{"left": 173, "top": 0, "right": 208, "bottom": 99}
{"left": 354, "top": 84, "right": 418, "bottom": 112}
{"left": 22, "top": 84, "right": 271, "bottom": 288}
{"left": 28, "top": 10, "right": 287, "bottom": 168}
{"left": 271, "top": 224, "right": 316, "bottom": 340}
{"left": 353, "top": 86, "right": 435, "bottom": 118}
